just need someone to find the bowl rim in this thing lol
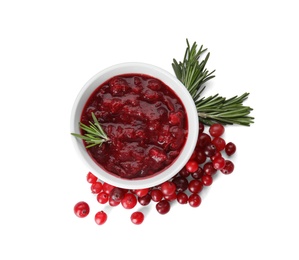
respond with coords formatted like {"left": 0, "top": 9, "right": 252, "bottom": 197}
{"left": 70, "top": 62, "right": 198, "bottom": 189}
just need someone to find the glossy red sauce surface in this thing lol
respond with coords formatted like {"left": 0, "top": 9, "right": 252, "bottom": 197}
{"left": 80, "top": 74, "right": 188, "bottom": 179}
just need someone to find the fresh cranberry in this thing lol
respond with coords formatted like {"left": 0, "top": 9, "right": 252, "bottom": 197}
{"left": 221, "top": 160, "right": 234, "bottom": 174}
{"left": 191, "top": 166, "right": 204, "bottom": 179}
{"left": 150, "top": 189, "right": 164, "bottom": 202}
{"left": 202, "top": 175, "right": 213, "bottom": 186}
{"left": 212, "top": 156, "right": 226, "bottom": 170}
{"left": 160, "top": 181, "right": 176, "bottom": 196}
{"left": 209, "top": 123, "right": 225, "bottom": 137}
{"left": 156, "top": 200, "right": 171, "bottom": 214}
{"left": 97, "top": 191, "right": 109, "bottom": 204}
{"left": 86, "top": 171, "right": 97, "bottom": 184}
{"left": 188, "top": 194, "right": 201, "bottom": 207}
{"left": 121, "top": 193, "right": 137, "bottom": 209}
{"left": 74, "top": 201, "right": 90, "bottom": 218}
{"left": 204, "top": 143, "right": 217, "bottom": 157}
{"left": 130, "top": 211, "right": 144, "bottom": 225}
{"left": 109, "top": 197, "right": 121, "bottom": 207}
{"left": 95, "top": 211, "right": 108, "bottom": 225}
{"left": 110, "top": 187, "right": 127, "bottom": 202}
{"left": 138, "top": 194, "right": 152, "bottom": 206}
{"left": 90, "top": 182, "right": 103, "bottom": 194}
{"left": 196, "top": 148, "right": 207, "bottom": 164}
{"left": 185, "top": 160, "right": 199, "bottom": 173}
{"left": 212, "top": 137, "right": 226, "bottom": 151}
{"left": 164, "top": 192, "right": 177, "bottom": 201}
{"left": 176, "top": 192, "right": 188, "bottom": 204}
{"left": 102, "top": 182, "right": 115, "bottom": 194}
{"left": 134, "top": 188, "right": 150, "bottom": 198}
{"left": 197, "top": 133, "right": 211, "bottom": 148}
{"left": 199, "top": 122, "right": 205, "bottom": 134}
{"left": 188, "top": 179, "right": 203, "bottom": 194}
{"left": 225, "top": 142, "right": 236, "bottom": 156}
{"left": 179, "top": 167, "right": 190, "bottom": 177}
{"left": 172, "top": 176, "right": 189, "bottom": 192}
{"left": 203, "top": 162, "right": 217, "bottom": 175}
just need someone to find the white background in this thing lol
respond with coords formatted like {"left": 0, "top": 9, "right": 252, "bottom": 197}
{"left": 1, "top": 0, "right": 298, "bottom": 259}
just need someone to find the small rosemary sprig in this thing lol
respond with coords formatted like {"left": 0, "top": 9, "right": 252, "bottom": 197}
{"left": 71, "top": 112, "right": 110, "bottom": 148}
{"left": 172, "top": 39, "right": 254, "bottom": 126}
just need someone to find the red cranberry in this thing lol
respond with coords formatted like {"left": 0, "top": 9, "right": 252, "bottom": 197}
{"left": 221, "top": 160, "right": 234, "bottom": 174}
{"left": 86, "top": 171, "right": 98, "bottom": 184}
{"left": 212, "top": 156, "right": 226, "bottom": 170}
{"left": 110, "top": 187, "right": 127, "bottom": 202}
{"left": 177, "top": 192, "right": 189, "bottom": 204}
{"left": 138, "top": 194, "right": 152, "bottom": 206}
{"left": 95, "top": 211, "right": 108, "bottom": 225}
{"left": 160, "top": 181, "right": 176, "bottom": 196}
{"left": 204, "top": 143, "right": 217, "bottom": 157}
{"left": 202, "top": 175, "right": 213, "bottom": 186}
{"left": 209, "top": 123, "right": 225, "bottom": 137}
{"left": 188, "top": 179, "right": 203, "bottom": 194}
{"left": 131, "top": 211, "right": 144, "bottom": 225}
{"left": 212, "top": 137, "right": 226, "bottom": 151}
{"left": 225, "top": 142, "right": 237, "bottom": 156}
{"left": 188, "top": 194, "right": 201, "bottom": 207}
{"left": 121, "top": 193, "right": 137, "bottom": 209}
{"left": 156, "top": 200, "right": 171, "bottom": 214}
{"left": 185, "top": 160, "right": 199, "bottom": 173}
{"left": 74, "top": 201, "right": 90, "bottom": 218}
{"left": 150, "top": 189, "right": 164, "bottom": 202}
{"left": 172, "top": 176, "right": 189, "bottom": 192}
{"left": 97, "top": 191, "right": 109, "bottom": 204}
{"left": 203, "top": 162, "right": 217, "bottom": 175}
{"left": 90, "top": 182, "right": 103, "bottom": 194}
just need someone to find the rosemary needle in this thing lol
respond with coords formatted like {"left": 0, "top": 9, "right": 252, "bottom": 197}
{"left": 71, "top": 112, "right": 110, "bottom": 148}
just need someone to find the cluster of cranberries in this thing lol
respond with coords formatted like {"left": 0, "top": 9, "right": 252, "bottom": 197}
{"left": 74, "top": 123, "right": 236, "bottom": 225}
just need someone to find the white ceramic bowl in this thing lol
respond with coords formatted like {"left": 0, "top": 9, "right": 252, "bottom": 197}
{"left": 70, "top": 62, "right": 198, "bottom": 189}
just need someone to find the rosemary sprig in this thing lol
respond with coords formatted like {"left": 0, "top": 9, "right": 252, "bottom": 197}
{"left": 172, "top": 39, "right": 254, "bottom": 126}
{"left": 71, "top": 112, "right": 110, "bottom": 148}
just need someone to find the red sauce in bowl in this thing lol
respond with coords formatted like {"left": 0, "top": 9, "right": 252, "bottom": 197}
{"left": 80, "top": 74, "right": 188, "bottom": 179}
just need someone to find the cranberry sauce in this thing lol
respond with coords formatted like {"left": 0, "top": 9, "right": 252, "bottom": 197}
{"left": 81, "top": 74, "right": 188, "bottom": 179}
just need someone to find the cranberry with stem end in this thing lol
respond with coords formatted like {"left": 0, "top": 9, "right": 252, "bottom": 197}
{"left": 121, "top": 192, "right": 138, "bottom": 209}
{"left": 97, "top": 191, "right": 109, "bottom": 204}
{"left": 131, "top": 211, "right": 144, "bottom": 225}
{"left": 110, "top": 187, "right": 127, "bottom": 202}
{"left": 74, "top": 201, "right": 90, "bottom": 218}
{"left": 95, "top": 211, "right": 108, "bottom": 225}
{"left": 221, "top": 160, "right": 235, "bottom": 174}
{"left": 212, "top": 137, "right": 226, "bottom": 151}
{"left": 204, "top": 143, "right": 217, "bottom": 157}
